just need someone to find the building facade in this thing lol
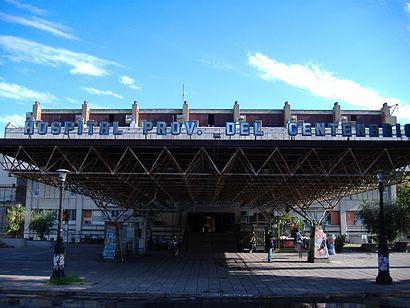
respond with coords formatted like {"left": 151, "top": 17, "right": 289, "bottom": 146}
{"left": 4, "top": 100, "right": 403, "bottom": 248}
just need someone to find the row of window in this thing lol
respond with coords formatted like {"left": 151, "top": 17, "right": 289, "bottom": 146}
{"left": 32, "top": 181, "right": 78, "bottom": 197}
{"left": 63, "top": 209, "right": 124, "bottom": 224}
{"left": 322, "top": 211, "right": 363, "bottom": 226}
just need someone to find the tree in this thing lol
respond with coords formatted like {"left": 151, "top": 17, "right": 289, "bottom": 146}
{"left": 5, "top": 204, "right": 25, "bottom": 238}
{"left": 359, "top": 183, "right": 410, "bottom": 242}
{"left": 29, "top": 210, "right": 56, "bottom": 240}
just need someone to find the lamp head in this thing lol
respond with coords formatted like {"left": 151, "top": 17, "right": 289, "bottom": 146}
{"left": 376, "top": 170, "right": 385, "bottom": 184}
{"left": 56, "top": 169, "right": 70, "bottom": 182}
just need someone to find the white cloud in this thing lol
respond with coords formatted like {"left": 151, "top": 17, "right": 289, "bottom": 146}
{"left": 0, "top": 79, "right": 55, "bottom": 102}
{"left": 405, "top": 2, "right": 410, "bottom": 14}
{"left": 4, "top": 0, "right": 47, "bottom": 16}
{"left": 81, "top": 87, "right": 123, "bottom": 99}
{"left": 199, "top": 59, "right": 250, "bottom": 78}
{"left": 199, "top": 59, "right": 235, "bottom": 70}
{"left": 205, "top": 60, "right": 235, "bottom": 70}
{"left": 0, "top": 35, "right": 118, "bottom": 76}
{"left": 119, "top": 75, "right": 142, "bottom": 90}
{"left": 0, "top": 113, "right": 26, "bottom": 126}
{"left": 66, "top": 97, "right": 79, "bottom": 104}
{"left": 248, "top": 53, "right": 407, "bottom": 114}
{"left": 0, "top": 12, "right": 77, "bottom": 40}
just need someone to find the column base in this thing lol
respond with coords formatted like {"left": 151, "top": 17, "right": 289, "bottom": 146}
{"left": 376, "top": 271, "right": 393, "bottom": 284}
{"left": 51, "top": 269, "right": 65, "bottom": 280}
{"left": 308, "top": 257, "right": 330, "bottom": 263}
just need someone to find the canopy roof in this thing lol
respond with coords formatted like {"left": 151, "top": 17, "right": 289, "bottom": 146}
{"left": 1, "top": 139, "right": 409, "bottom": 213}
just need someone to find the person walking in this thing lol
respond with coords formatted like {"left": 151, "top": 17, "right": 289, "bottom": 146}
{"left": 265, "top": 231, "right": 273, "bottom": 262}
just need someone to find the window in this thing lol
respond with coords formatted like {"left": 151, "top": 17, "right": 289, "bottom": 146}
{"left": 64, "top": 209, "right": 76, "bottom": 222}
{"left": 313, "top": 211, "right": 340, "bottom": 225}
{"left": 82, "top": 210, "right": 92, "bottom": 224}
{"left": 32, "top": 181, "right": 39, "bottom": 196}
{"left": 346, "top": 211, "right": 362, "bottom": 225}
{"left": 328, "top": 211, "right": 340, "bottom": 225}
{"left": 92, "top": 210, "right": 105, "bottom": 225}
{"left": 0, "top": 187, "right": 16, "bottom": 203}
{"left": 208, "top": 114, "right": 215, "bottom": 126}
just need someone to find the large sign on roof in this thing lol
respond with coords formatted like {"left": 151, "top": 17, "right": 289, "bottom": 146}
{"left": 20, "top": 120, "right": 410, "bottom": 139}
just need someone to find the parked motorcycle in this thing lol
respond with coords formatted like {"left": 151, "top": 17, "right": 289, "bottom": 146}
{"left": 160, "top": 237, "right": 179, "bottom": 256}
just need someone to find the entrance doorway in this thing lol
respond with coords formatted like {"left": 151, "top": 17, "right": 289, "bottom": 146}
{"left": 186, "top": 212, "right": 237, "bottom": 253}
{"left": 187, "top": 212, "right": 235, "bottom": 233}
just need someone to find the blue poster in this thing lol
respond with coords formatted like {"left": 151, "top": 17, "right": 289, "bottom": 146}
{"left": 102, "top": 223, "right": 116, "bottom": 260}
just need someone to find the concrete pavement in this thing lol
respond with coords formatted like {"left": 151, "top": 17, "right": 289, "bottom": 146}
{"left": 0, "top": 244, "right": 409, "bottom": 302}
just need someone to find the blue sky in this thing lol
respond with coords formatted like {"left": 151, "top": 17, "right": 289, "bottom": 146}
{"left": 1, "top": 0, "right": 410, "bottom": 133}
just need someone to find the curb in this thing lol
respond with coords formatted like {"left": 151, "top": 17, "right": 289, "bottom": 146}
{"left": 1, "top": 288, "right": 410, "bottom": 301}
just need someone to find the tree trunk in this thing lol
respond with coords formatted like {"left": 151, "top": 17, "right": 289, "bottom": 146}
{"left": 115, "top": 222, "right": 124, "bottom": 262}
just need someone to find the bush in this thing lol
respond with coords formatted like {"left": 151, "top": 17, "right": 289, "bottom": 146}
{"left": 46, "top": 274, "right": 83, "bottom": 285}
{"left": 5, "top": 204, "right": 25, "bottom": 238}
{"left": 335, "top": 234, "right": 347, "bottom": 253}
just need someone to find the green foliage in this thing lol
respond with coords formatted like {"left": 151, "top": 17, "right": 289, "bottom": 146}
{"left": 5, "top": 204, "right": 25, "bottom": 238}
{"left": 358, "top": 196, "right": 410, "bottom": 243}
{"left": 335, "top": 234, "right": 347, "bottom": 253}
{"left": 46, "top": 274, "right": 83, "bottom": 285}
{"left": 272, "top": 213, "right": 305, "bottom": 233}
{"left": 29, "top": 210, "right": 55, "bottom": 240}
{"left": 397, "top": 183, "right": 410, "bottom": 206}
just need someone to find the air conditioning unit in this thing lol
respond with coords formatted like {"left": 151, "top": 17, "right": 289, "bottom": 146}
{"left": 26, "top": 112, "right": 33, "bottom": 120}
{"left": 176, "top": 114, "right": 185, "bottom": 122}
{"left": 75, "top": 114, "right": 83, "bottom": 122}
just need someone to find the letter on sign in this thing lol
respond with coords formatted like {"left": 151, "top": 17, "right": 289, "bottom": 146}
{"left": 225, "top": 122, "right": 235, "bottom": 135}
{"left": 143, "top": 121, "right": 153, "bottom": 135}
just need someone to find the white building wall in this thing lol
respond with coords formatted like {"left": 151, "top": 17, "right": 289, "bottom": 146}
{"left": 0, "top": 167, "right": 17, "bottom": 233}
{"left": 23, "top": 179, "right": 106, "bottom": 241}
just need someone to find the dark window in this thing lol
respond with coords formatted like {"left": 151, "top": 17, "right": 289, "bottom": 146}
{"left": 351, "top": 115, "right": 357, "bottom": 122}
{"left": 208, "top": 114, "right": 215, "bottom": 126}
{"left": 109, "top": 114, "right": 114, "bottom": 123}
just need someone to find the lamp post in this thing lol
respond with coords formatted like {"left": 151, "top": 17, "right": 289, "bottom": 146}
{"left": 51, "top": 169, "right": 70, "bottom": 279}
{"left": 375, "top": 170, "right": 393, "bottom": 284}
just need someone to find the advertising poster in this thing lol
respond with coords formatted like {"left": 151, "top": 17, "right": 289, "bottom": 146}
{"left": 102, "top": 223, "right": 117, "bottom": 260}
{"left": 314, "top": 227, "right": 329, "bottom": 259}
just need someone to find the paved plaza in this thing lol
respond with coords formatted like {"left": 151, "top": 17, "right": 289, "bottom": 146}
{"left": 0, "top": 244, "right": 409, "bottom": 302}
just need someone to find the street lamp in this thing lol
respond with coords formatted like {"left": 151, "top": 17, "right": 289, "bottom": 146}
{"left": 51, "top": 169, "right": 70, "bottom": 279}
{"left": 375, "top": 170, "right": 393, "bottom": 284}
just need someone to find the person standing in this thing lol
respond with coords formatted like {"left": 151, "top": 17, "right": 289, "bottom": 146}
{"left": 295, "top": 229, "right": 303, "bottom": 259}
{"left": 249, "top": 232, "right": 256, "bottom": 253}
{"left": 265, "top": 231, "right": 273, "bottom": 262}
